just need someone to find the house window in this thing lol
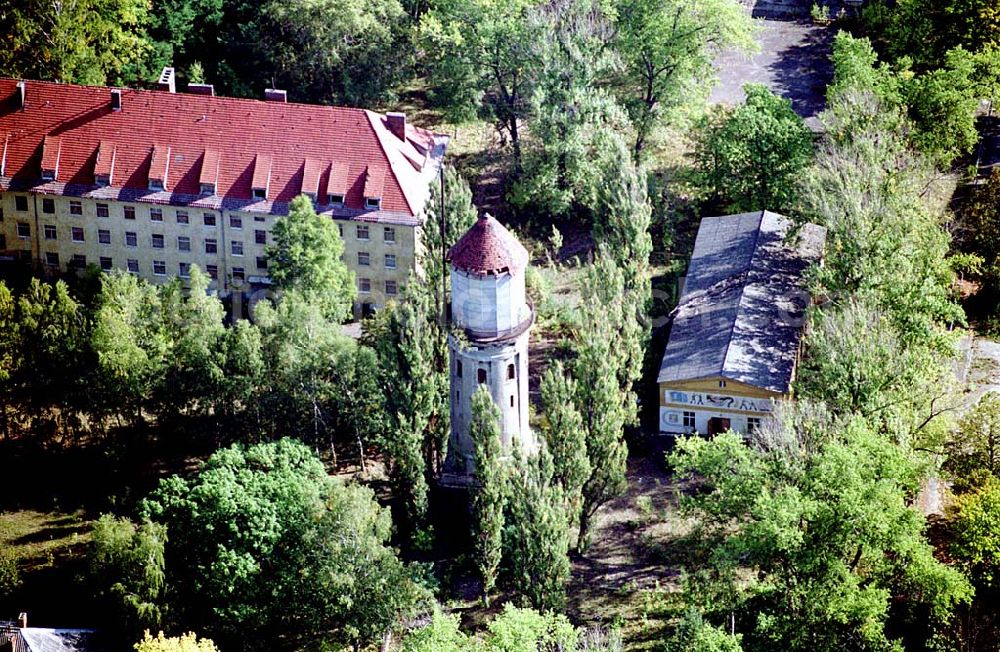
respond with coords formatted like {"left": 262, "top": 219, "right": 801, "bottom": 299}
{"left": 44, "top": 252, "right": 59, "bottom": 267}
{"left": 385, "top": 280, "right": 398, "bottom": 295}
{"left": 683, "top": 411, "right": 696, "bottom": 428}
{"left": 98, "top": 229, "right": 111, "bottom": 245}
{"left": 179, "top": 262, "right": 191, "bottom": 279}
{"left": 254, "top": 229, "right": 266, "bottom": 245}
{"left": 153, "top": 260, "right": 166, "bottom": 276}
{"left": 178, "top": 235, "right": 191, "bottom": 252}
{"left": 231, "top": 241, "right": 244, "bottom": 256}
{"left": 96, "top": 203, "right": 109, "bottom": 218}
{"left": 510, "top": 396, "right": 515, "bottom": 407}
{"left": 357, "top": 225, "right": 369, "bottom": 240}
{"left": 151, "top": 233, "right": 165, "bottom": 249}
{"left": 256, "top": 256, "right": 267, "bottom": 270}
{"left": 384, "top": 226, "right": 395, "bottom": 243}
{"left": 203, "top": 212, "right": 217, "bottom": 227}
{"left": 205, "top": 238, "right": 218, "bottom": 254}
{"left": 718, "top": 380, "right": 727, "bottom": 388}
{"left": 0, "top": 207, "right": 4, "bottom": 221}
{"left": 358, "top": 277, "right": 371, "bottom": 293}
{"left": 176, "top": 210, "right": 189, "bottom": 224}
{"left": 254, "top": 216, "right": 265, "bottom": 223}
{"left": 477, "top": 368, "right": 487, "bottom": 384}
{"left": 507, "top": 363, "right": 515, "bottom": 380}
{"left": 358, "top": 252, "right": 370, "bottom": 266}
{"left": 230, "top": 215, "right": 242, "bottom": 229}
{"left": 328, "top": 193, "right": 344, "bottom": 205}
{"left": 42, "top": 198, "right": 55, "bottom": 214}
{"left": 384, "top": 254, "right": 396, "bottom": 269}
{"left": 365, "top": 197, "right": 381, "bottom": 209}
{"left": 125, "top": 231, "right": 138, "bottom": 247}
{"left": 747, "top": 417, "right": 761, "bottom": 434}
{"left": 43, "top": 224, "right": 57, "bottom": 240}
{"left": 337, "top": 224, "right": 344, "bottom": 237}
{"left": 71, "top": 227, "right": 85, "bottom": 243}
{"left": 124, "top": 206, "right": 136, "bottom": 220}
{"left": 69, "top": 200, "right": 82, "bottom": 215}
{"left": 149, "top": 179, "right": 164, "bottom": 191}
{"left": 14, "top": 196, "right": 27, "bottom": 211}
{"left": 0, "top": 234, "right": 5, "bottom": 248}
{"left": 252, "top": 188, "right": 266, "bottom": 200}
{"left": 200, "top": 182, "right": 215, "bottom": 195}
{"left": 126, "top": 259, "right": 139, "bottom": 274}
{"left": 456, "top": 360, "right": 463, "bottom": 378}
{"left": 99, "top": 256, "right": 113, "bottom": 271}
{"left": 16, "top": 222, "right": 30, "bottom": 239}
{"left": 232, "top": 266, "right": 245, "bottom": 280}
{"left": 206, "top": 264, "right": 218, "bottom": 280}
{"left": 150, "top": 208, "right": 163, "bottom": 222}
{"left": 70, "top": 254, "right": 86, "bottom": 269}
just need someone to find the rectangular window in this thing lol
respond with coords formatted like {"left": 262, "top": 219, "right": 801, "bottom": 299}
{"left": 683, "top": 411, "right": 696, "bottom": 429}
{"left": 231, "top": 241, "right": 244, "bottom": 256}
{"left": 45, "top": 252, "right": 59, "bottom": 267}
{"left": 252, "top": 188, "right": 266, "bottom": 200}
{"left": 358, "top": 277, "right": 371, "bottom": 293}
{"left": 124, "top": 206, "right": 136, "bottom": 220}
{"left": 127, "top": 259, "right": 139, "bottom": 274}
{"left": 385, "top": 280, "right": 398, "bottom": 296}
{"left": 179, "top": 262, "right": 191, "bottom": 279}
{"left": 70, "top": 254, "right": 86, "bottom": 269}
{"left": 71, "top": 227, "right": 85, "bottom": 242}
{"left": 254, "top": 229, "right": 266, "bottom": 245}
{"left": 205, "top": 238, "right": 217, "bottom": 254}
{"left": 328, "top": 193, "right": 344, "bottom": 205}
{"left": 200, "top": 182, "right": 215, "bottom": 195}
{"left": 150, "top": 208, "right": 163, "bottom": 222}
{"left": 0, "top": 206, "right": 4, "bottom": 221}
{"left": 149, "top": 179, "right": 164, "bottom": 191}
{"left": 232, "top": 266, "right": 245, "bottom": 280}
{"left": 43, "top": 224, "right": 57, "bottom": 240}
{"left": 96, "top": 203, "right": 109, "bottom": 218}
{"left": 42, "top": 198, "right": 55, "bottom": 214}
{"left": 254, "top": 216, "right": 265, "bottom": 223}
{"left": 365, "top": 197, "right": 381, "bottom": 209}
{"left": 256, "top": 256, "right": 267, "bottom": 270}
{"left": 15, "top": 196, "right": 27, "bottom": 211}
{"left": 178, "top": 235, "right": 191, "bottom": 252}
{"left": 203, "top": 212, "right": 216, "bottom": 227}
{"left": 16, "top": 222, "right": 30, "bottom": 239}
{"left": 338, "top": 224, "right": 344, "bottom": 237}
{"left": 151, "top": 233, "right": 165, "bottom": 249}
{"left": 99, "top": 256, "right": 113, "bottom": 271}
{"left": 230, "top": 215, "right": 242, "bottom": 229}
{"left": 357, "top": 252, "right": 371, "bottom": 266}
{"left": 456, "top": 360, "right": 463, "bottom": 378}
{"left": 69, "top": 200, "right": 82, "bottom": 216}
{"left": 0, "top": 234, "right": 5, "bottom": 248}
{"left": 206, "top": 264, "right": 218, "bottom": 280}
{"left": 747, "top": 417, "right": 761, "bottom": 434}
{"left": 125, "top": 231, "right": 138, "bottom": 247}
{"left": 384, "top": 226, "right": 395, "bottom": 243}
{"left": 176, "top": 210, "right": 189, "bottom": 225}
{"left": 153, "top": 260, "right": 166, "bottom": 276}
{"left": 384, "top": 254, "right": 396, "bottom": 269}
{"left": 477, "top": 368, "right": 487, "bottom": 384}
{"left": 356, "top": 225, "right": 369, "bottom": 240}
{"left": 98, "top": 229, "right": 111, "bottom": 245}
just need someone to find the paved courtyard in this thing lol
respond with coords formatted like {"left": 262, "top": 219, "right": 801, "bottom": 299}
{"left": 711, "top": 18, "right": 834, "bottom": 128}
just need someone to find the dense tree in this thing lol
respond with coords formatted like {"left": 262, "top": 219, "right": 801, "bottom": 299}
{"left": 949, "top": 478, "right": 1000, "bottom": 587}
{"left": 945, "top": 393, "right": 1000, "bottom": 492}
{"left": 422, "top": 166, "right": 480, "bottom": 305}
{"left": 539, "top": 362, "right": 590, "bottom": 536}
{"left": 664, "top": 610, "right": 743, "bottom": 652}
{"left": 141, "top": 439, "right": 422, "bottom": 650}
{"left": 694, "top": 84, "right": 814, "bottom": 213}
{"left": 612, "top": 0, "right": 755, "bottom": 159}
{"left": 669, "top": 409, "right": 972, "bottom": 652}
{"left": 469, "top": 386, "right": 507, "bottom": 603}
{"left": 268, "top": 195, "right": 355, "bottom": 322}
{"left": 955, "top": 169, "right": 1000, "bottom": 318}
{"left": 134, "top": 632, "right": 218, "bottom": 652}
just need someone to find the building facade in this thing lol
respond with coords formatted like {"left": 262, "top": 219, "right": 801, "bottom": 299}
{"left": 442, "top": 214, "right": 536, "bottom": 486}
{"left": 0, "top": 73, "right": 447, "bottom": 314}
{"left": 658, "top": 211, "right": 826, "bottom": 436}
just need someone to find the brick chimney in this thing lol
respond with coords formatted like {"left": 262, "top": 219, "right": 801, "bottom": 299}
{"left": 386, "top": 112, "right": 406, "bottom": 141}
{"left": 158, "top": 67, "right": 176, "bottom": 93}
{"left": 187, "top": 83, "right": 214, "bottom": 96}
{"left": 264, "top": 88, "right": 287, "bottom": 103}
{"left": 17, "top": 613, "right": 26, "bottom": 629}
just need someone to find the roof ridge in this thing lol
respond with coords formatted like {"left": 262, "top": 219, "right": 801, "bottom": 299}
{"left": 719, "top": 210, "right": 767, "bottom": 378}
{"left": 364, "top": 110, "right": 416, "bottom": 215}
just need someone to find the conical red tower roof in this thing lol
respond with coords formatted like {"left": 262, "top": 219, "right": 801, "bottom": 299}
{"left": 447, "top": 213, "right": 529, "bottom": 276}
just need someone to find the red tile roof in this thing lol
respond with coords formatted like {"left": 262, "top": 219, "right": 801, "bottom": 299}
{"left": 448, "top": 213, "right": 529, "bottom": 277}
{"left": 148, "top": 144, "right": 170, "bottom": 186}
{"left": 0, "top": 78, "right": 448, "bottom": 224}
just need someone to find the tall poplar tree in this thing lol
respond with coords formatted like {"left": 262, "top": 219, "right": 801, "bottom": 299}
{"left": 539, "top": 362, "right": 590, "bottom": 537}
{"left": 469, "top": 386, "right": 506, "bottom": 603}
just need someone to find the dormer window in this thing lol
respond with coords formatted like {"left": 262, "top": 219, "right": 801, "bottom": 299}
{"left": 95, "top": 174, "right": 110, "bottom": 187}
{"left": 251, "top": 154, "right": 272, "bottom": 201}
{"left": 328, "top": 194, "right": 345, "bottom": 206}
{"left": 149, "top": 179, "right": 164, "bottom": 191}
{"left": 365, "top": 197, "right": 381, "bottom": 210}
{"left": 253, "top": 188, "right": 266, "bottom": 200}
{"left": 148, "top": 144, "right": 170, "bottom": 191}
{"left": 41, "top": 169, "right": 55, "bottom": 181}
{"left": 200, "top": 182, "right": 215, "bottom": 195}
{"left": 40, "top": 135, "right": 61, "bottom": 182}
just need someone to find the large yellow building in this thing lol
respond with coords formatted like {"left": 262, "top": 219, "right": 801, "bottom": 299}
{"left": 0, "top": 73, "right": 447, "bottom": 315}
{"left": 657, "top": 211, "right": 826, "bottom": 436}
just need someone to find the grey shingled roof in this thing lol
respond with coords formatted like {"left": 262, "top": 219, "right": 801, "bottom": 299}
{"left": 657, "top": 211, "right": 826, "bottom": 394}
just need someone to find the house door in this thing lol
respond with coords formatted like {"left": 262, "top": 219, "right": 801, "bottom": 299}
{"left": 708, "top": 417, "right": 731, "bottom": 436}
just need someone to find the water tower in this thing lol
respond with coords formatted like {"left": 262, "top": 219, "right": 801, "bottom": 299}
{"left": 441, "top": 214, "right": 536, "bottom": 485}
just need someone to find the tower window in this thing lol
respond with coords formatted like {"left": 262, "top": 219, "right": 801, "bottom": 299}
{"left": 456, "top": 361, "right": 463, "bottom": 378}
{"left": 507, "top": 364, "right": 515, "bottom": 380}
{"left": 510, "top": 396, "right": 514, "bottom": 407}
{"left": 477, "top": 369, "right": 487, "bottom": 384}
{"left": 719, "top": 380, "right": 727, "bottom": 388}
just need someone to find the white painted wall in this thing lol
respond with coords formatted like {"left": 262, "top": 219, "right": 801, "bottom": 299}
{"left": 450, "top": 267, "right": 528, "bottom": 334}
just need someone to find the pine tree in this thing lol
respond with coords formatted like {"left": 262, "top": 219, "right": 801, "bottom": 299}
{"left": 469, "top": 386, "right": 506, "bottom": 604}
{"left": 539, "top": 361, "right": 590, "bottom": 538}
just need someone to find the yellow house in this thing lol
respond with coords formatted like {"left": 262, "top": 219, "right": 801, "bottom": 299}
{"left": 658, "top": 211, "right": 826, "bottom": 436}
